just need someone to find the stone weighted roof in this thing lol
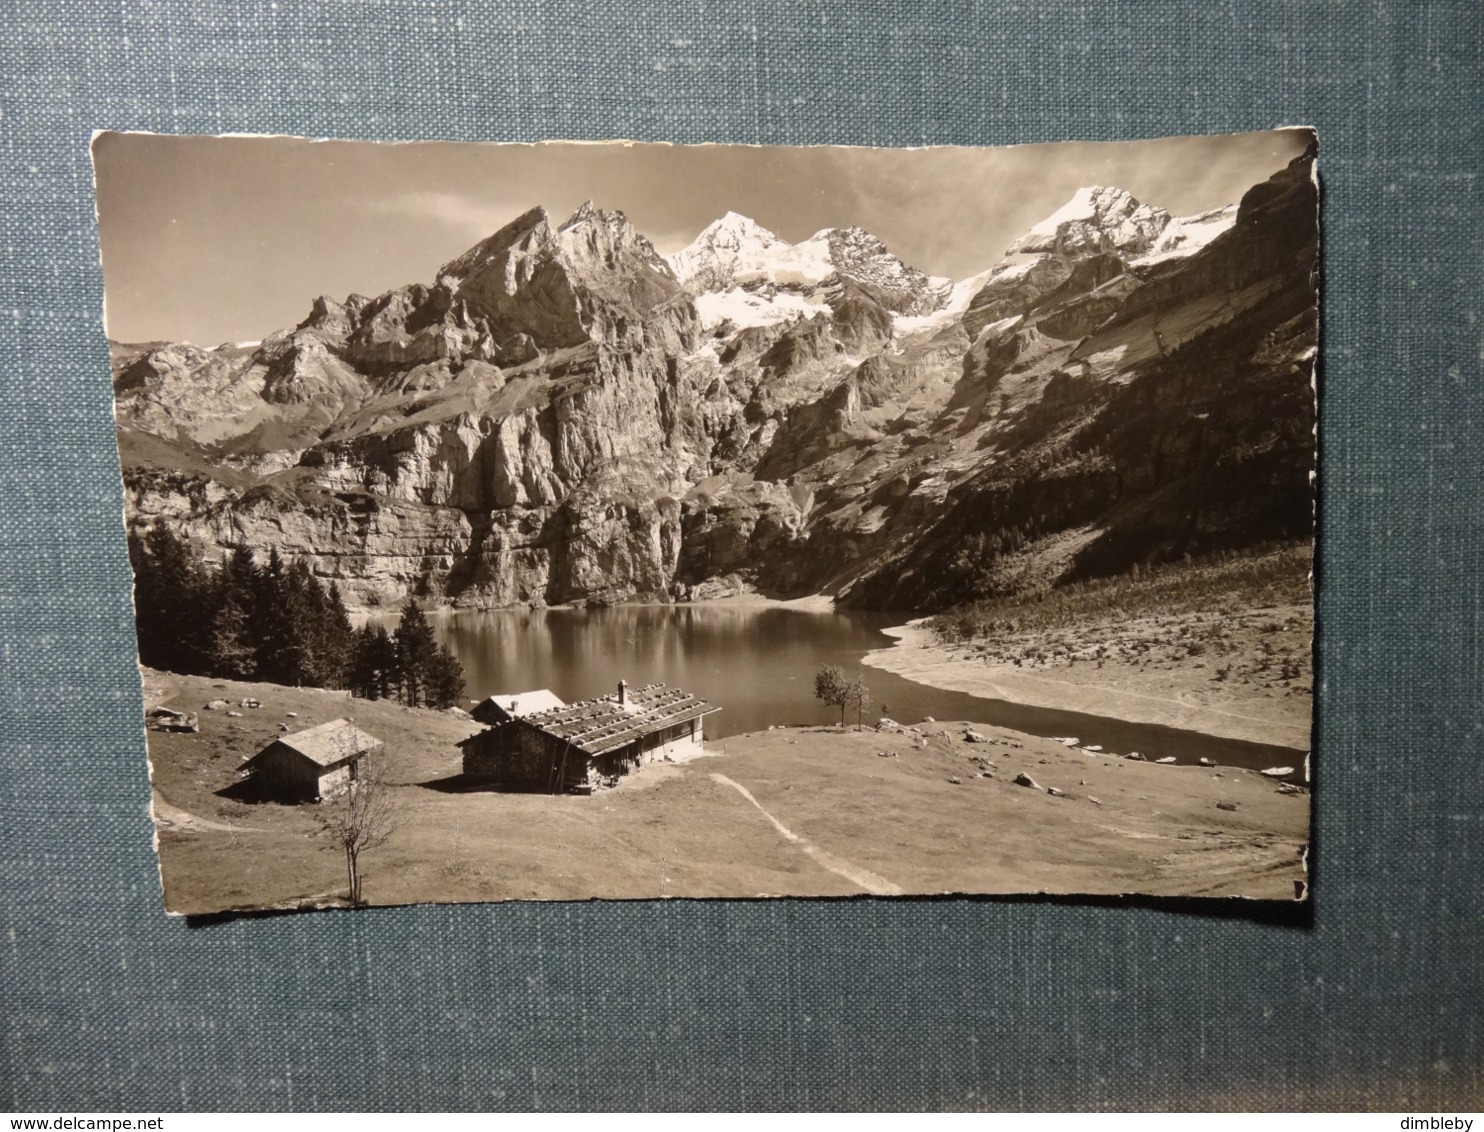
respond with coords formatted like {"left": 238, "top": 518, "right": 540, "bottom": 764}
{"left": 519, "top": 683, "right": 719, "bottom": 757}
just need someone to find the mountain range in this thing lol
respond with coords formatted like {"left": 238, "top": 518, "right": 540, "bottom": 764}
{"left": 113, "top": 143, "right": 1318, "bottom": 612}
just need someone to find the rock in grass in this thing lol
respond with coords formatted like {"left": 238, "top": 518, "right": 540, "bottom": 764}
{"left": 1013, "top": 772, "right": 1041, "bottom": 790}
{"left": 964, "top": 730, "right": 987, "bottom": 743}
{"left": 1046, "top": 786, "right": 1064, "bottom": 797}
{"left": 947, "top": 776, "right": 963, "bottom": 785}
{"left": 1216, "top": 801, "right": 1239, "bottom": 812}
{"left": 1087, "top": 796, "right": 1103, "bottom": 806}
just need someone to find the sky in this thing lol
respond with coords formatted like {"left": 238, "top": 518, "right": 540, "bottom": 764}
{"left": 93, "top": 129, "right": 1310, "bottom": 345}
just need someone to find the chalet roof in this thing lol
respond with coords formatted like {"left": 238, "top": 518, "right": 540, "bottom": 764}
{"left": 253, "top": 719, "right": 383, "bottom": 768}
{"left": 518, "top": 683, "right": 719, "bottom": 758}
{"left": 475, "top": 690, "right": 567, "bottom": 718}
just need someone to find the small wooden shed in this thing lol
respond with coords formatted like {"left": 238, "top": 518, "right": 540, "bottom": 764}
{"left": 460, "top": 680, "right": 719, "bottom": 794}
{"left": 238, "top": 719, "right": 382, "bottom": 804}
{"left": 471, "top": 689, "right": 567, "bottom": 727}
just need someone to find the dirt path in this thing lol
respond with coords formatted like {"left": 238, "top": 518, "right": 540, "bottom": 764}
{"left": 709, "top": 773, "right": 904, "bottom": 896}
{"left": 152, "top": 794, "right": 264, "bottom": 835}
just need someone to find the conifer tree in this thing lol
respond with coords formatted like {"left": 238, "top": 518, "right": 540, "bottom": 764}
{"left": 206, "top": 588, "right": 255, "bottom": 679}
{"left": 132, "top": 526, "right": 212, "bottom": 674}
{"left": 393, "top": 599, "right": 439, "bottom": 707}
{"left": 252, "top": 547, "right": 307, "bottom": 685}
{"left": 424, "top": 643, "right": 466, "bottom": 710}
{"left": 349, "top": 624, "right": 400, "bottom": 701}
{"left": 321, "top": 581, "right": 355, "bottom": 688}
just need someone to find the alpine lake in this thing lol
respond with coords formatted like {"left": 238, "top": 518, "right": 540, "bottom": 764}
{"left": 366, "top": 602, "right": 1301, "bottom": 772}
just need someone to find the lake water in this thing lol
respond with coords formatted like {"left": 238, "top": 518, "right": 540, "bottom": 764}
{"left": 373, "top": 603, "right": 1303, "bottom": 772}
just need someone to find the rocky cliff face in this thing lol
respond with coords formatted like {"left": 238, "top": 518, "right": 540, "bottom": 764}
{"left": 115, "top": 145, "right": 1317, "bottom": 612}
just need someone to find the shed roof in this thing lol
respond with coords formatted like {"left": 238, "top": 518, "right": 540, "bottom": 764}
{"left": 255, "top": 719, "right": 383, "bottom": 768}
{"left": 476, "top": 690, "right": 567, "bottom": 718}
{"left": 519, "top": 683, "right": 719, "bottom": 758}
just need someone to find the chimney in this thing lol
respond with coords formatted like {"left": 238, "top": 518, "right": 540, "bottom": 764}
{"left": 617, "top": 679, "right": 627, "bottom": 706}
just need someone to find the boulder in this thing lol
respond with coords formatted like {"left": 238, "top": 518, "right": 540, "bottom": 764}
{"left": 204, "top": 699, "right": 228, "bottom": 711}
{"left": 1216, "top": 801, "right": 1239, "bottom": 812}
{"left": 963, "top": 730, "right": 987, "bottom": 743}
{"left": 1155, "top": 756, "right": 1177, "bottom": 765}
{"left": 947, "top": 776, "right": 963, "bottom": 785}
{"left": 1046, "top": 786, "right": 1064, "bottom": 797}
{"left": 147, "top": 708, "right": 199, "bottom": 733}
{"left": 1198, "top": 757, "right": 1216, "bottom": 767}
{"left": 1013, "top": 772, "right": 1041, "bottom": 790}
{"left": 1260, "top": 766, "right": 1296, "bottom": 779}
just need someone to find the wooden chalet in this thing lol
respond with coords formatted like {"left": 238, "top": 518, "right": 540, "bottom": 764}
{"left": 238, "top": 719, "right": 382, "bottom": 804}
{"left": 471, "top": 689, "right": 567, "bottom": 727}
{"left": 459, "top": 680, "right": 719, "bottom": 794}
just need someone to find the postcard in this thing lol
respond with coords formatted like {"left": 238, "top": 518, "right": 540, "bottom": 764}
{"left": 92, "top": 129, "right": 1317, "bottom": 913}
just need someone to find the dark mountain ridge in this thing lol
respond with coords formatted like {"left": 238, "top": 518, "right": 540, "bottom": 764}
{"left": 115, "top": 144, "right": 1317, "bottom": 613}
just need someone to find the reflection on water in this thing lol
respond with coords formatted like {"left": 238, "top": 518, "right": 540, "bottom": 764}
{"left": 366, "top": 603, "right": 1301, "bottom": 771}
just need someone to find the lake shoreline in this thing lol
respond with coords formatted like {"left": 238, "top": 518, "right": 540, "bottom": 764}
{"left": 355, "top": 589, "right": 840, "bottom": 619}
{"left": 862, "top": 620, "right": 1312, "bottom": 752}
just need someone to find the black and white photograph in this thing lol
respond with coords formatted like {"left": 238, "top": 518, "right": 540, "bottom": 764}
{"left": 94, "top": 129, "right": 1318, "bottom": 913}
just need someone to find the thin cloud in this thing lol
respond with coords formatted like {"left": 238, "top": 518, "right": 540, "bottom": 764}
{"left": 354, "top": 190, "right": 523, "bottom": 242}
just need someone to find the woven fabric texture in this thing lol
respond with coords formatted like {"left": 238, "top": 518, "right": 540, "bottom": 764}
{"left": 1, "top": 0, "right": 1479, "bottom": 1112}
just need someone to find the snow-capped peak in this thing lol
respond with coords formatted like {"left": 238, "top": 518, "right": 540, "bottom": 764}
{"left": 667, "top": 213, "right": 788, "bottom": 290}
{"left": 1130, "top": 204, "right": 1239, "bottom": 266}
{"left": 1024, "top": 186, "right": 1121, "bottom": 236}
{"left": 1011, "top": 186, "right": 1171, "bottom": 258}
{"left": 708, "top": 211, "right": 785, "bottom": 246}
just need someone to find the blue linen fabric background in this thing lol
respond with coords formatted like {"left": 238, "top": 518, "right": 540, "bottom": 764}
{"left": 1, "top": 0, "right": 1480, "bottom": 1112}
